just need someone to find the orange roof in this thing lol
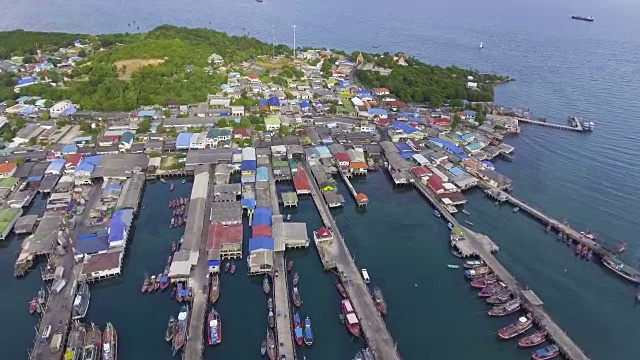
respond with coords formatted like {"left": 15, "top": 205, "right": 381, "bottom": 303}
{"left": 356, "top": 193, "right": 369, "bottom": 203}
{"left": 316, "top": 227, "right": 332, "bottom": 238}
{"left": 349, "top": 162, "right": 368, "bottom": 169}
{"left": 0, "top": 162, "right": 17, "bottom": 173}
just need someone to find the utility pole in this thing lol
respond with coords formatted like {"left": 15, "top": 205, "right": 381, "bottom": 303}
{"left": 272, "top": 25, "right": 275, "bottom": 58}
{"left": 292, "top": 24, "right": 296, "bottom": 59}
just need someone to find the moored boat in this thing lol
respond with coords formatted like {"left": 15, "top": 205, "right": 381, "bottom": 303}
{"left": 263, "top": 275, "right": 271, "bottom": 294}
{"left": 478, "top": 283, "right": 505, "bottom": 298}
{"left": 545, "top": 224, "right": 551, "bottom": 232}
{"left": 341, "top": 299, "right": 361, "bottom": 337}
{"left": 268, "top": 310, "right": 275, "bottom": 328}
{"left": 260, "top": 339, "right": 267, "bottom": 356}
{"left": 372, "top": 286, "right": 387, "bottom": 315}
{"left": 587, "top": 249, "right": 593, "bottom": 260}
{"left": 171, "top": 242, "right": 177, "bottom": 252}
{"left": 304, "top": 316, "right": 313, "bottom": 346}
{"left": 601, "top": 256, "right": 640, "bottom": 283}
{"left": 465, "top": 266, "right": 489, "bottom": 279}
{"left": 82, "top": 323, "right": 101, "bottom": 360}
{"left": 513, "top": 206, "right": 520, "bottom": 213}
{"left": 29, "top": 297, "right": 37, "bottom": 314}
{"left": 173, "top": 305, "right": 189, "bottom": 355}
{"left": 209, "top": 273, "right": 220, "bottom": 304}
{"left": 450, "top": 247, "right": 463, "bottom": 258}
{"left": 335, "top": 281, "right": 347, "bottom": 298}
{"left": 575, "top": 243, "right": 582, "bottom": 254}
{"left": 65, "top": 322, "right": 86, "bottom": 360}
{"left": 488, "top": 298, "right": 521, "bottom": 316}
{"left": 292, "top": 271, "right": 299, "bottom": 286}
{"left": 462, "top": 209, "right": 471, "bottom": 215}
{"left": 518, "top": 330, "right": 548, "bottom": 348}
{"left": 154, "top": 273, "right": 162, "bottom": 290}
{"left": 160, "top": 178, "right": 166, "bottom": 184}
{"left": 486, "top": 289, "right": 514, "bottom": 305}
{"left": 148, "top": 275, "right": 157, "bottom": 292}
{"left": 293, "top": 311, "right": 304, "bottom": 346}
{"left": 102, "top": 322, "right": 117, "bottom": 360}
{"left": 287, "top": 260, "right": 294, "bottom": 272}
{"left": 433, "top": 210, "right": 441, "bottom": 217}
{"left": 532, "top": 344, "right": 561, "bottom": 360}
{"left": 463, "top": 260, "right": 484, "bottom": 269}
{"left": 268, "top": 297, "right": 273, "bottom": 311}
{"left": 169, "top": 183, "right": 175, "bottom": 191}
{"left": 224, "top": 261, "right": 230, "bottom": 273}
{"left": 72, "top": 282, "right": 91, "bottom": 320}
{"left": 208, "top": 308, "right": 221, "bottom": 345}
{"left": 498, "top": 315, "right": 532, "bottom": 339}
{"left": 230, "top": 261, "right": 237, "bottom": 274}
{"left": 165, "top": 316, "right": 176, "bottom": 342}
{"left": 267, "top": 329, "right": 276, "bottom": 360}
{"left": 292, "top": 286, "right": 303, "bottom": 307}
{"left": 159, "top": 274, "right": 170, "bottom": 290}
{"left": 447, "top": 264, "right": 459, "bottom": 269}
{"left": 141, "top": 273, "right": 150, "bottom": 292}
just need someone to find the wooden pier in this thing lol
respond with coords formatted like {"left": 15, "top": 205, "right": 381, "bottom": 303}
{"left": 482, "top": 186, "right": 613, "bottom": 258}
{"left": 338, "top": 170, "right": 368, "bottom": 206}
{"left": 411, "top": 175, "right": 589, "bottom": 360}
{"left": 304, "top": 162, "right": 401, "bottom": 360}
{"left": 517, "top": 117, "right": 585, "bottom": 132}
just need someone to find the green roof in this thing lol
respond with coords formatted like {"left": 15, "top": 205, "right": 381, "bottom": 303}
{"left": 452, "top": 226, "right": 464, "bottom": 236}
{"left": 272, "top": 159, "right": 288, "bottom": 168}
{"left": 0, "top": 177, "right": 18, "bottom": 189}
{"left": 264, "top": 116, "right": 281, "bottom": 125}
{"left": 0, "top": 208, "right": 22, "bottom": 233}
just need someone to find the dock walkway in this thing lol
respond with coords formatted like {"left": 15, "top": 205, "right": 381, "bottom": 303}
{"left": 183, "top": 168, "right": 214, "bottom": 360}
{"left": 413, "top": 177, "right": 589, "bottom": 360}
{"left": 268, "top": 166, "right": 296, "bottom": 360}
{"left": 304, "top": 162, "right": 401, "bottom": 360}
{"left": 517, "top": 117, "right": 584, "bottom": 132}
{"left": 338, "top": 170, "right": 367, "bottom": 206}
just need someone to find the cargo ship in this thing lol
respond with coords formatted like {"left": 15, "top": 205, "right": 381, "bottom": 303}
{"left": 304, "top": 316, "right": 313, "bottom": 346}
{"left": 82, "top": 323, "right": 101, "bottom": 360}
{"left": 601, "top": 256, "right": 640, "bottom": 283}
{"left": 209, "top": 274, "right": 220, "bottom": 304}
{"left": 341, "top": 299, "right": 361, "bottom": 337}
{"left": 293, "top": 311, "right": 304, "bottom": 346}
{"left": 532, "top": 344, "right": 561, "bottom": 360}
{"left": 208, "top": 309, "right": 221, "bottom": 346}
{"left": 372, "top": 286, "right": 387, "bottom": 315}
{"left": 173, "top": 305, "right": 189, "bottom": 355}
{"left": 102, "top": 322, "right": 117, "bottom": 360}
{"left": 571, "top": 15, "right": 594, "bottom": 22}
{"left": 498, "top": 316, "right": 532, "bottom": 339}
{"left": 518, "top": 330, "right": 548, "bottom": 348}
{"left": 72, "top": 282, "right": 90, "bottom": 320}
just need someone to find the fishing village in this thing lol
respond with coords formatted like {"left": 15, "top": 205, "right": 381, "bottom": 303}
{"left": 0, "top": 26, "right": 635, "bottom": 360}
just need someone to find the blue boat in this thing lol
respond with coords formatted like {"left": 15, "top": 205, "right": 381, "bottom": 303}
{"left": 433, "top": 210, "right": 441, "bottom": 218}
{"left": 293, "top": 312, "right": 303, "bottom": 346}
{"left": 304, "top": 316, "right": 313, "bottom": 346}
{"left": 532, "top": 344, "right": 560, "bottom": 360}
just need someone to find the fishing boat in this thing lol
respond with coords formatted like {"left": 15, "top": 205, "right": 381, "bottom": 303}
{"left": 230, "top": 261, "right": 237, "bottom": 274}
{"left": 602, "top": 256, "right": 640, "bottom": 283}
{"left": 292, "top": 272, "right": 300, "bottom": 286}
{"left": 450, "top": 248, "right": 463, "bottom": 258}
{"left": 478, "top": 283, "right": 504, "bottom": 297}
{"left": 268, "top": 310, "right": 275, "bottom": 328}
{"left": 587, "top": 249, "right": 593, "bottom": 260}
{"left": 268, "top": 297, "right": 273, "bottom": 311}
{"left": 147, "top": 275, "right": 157, "bottom": 292}
{"left": 170, "top": 218, "right": 175, "bottom": 228}
{"left": 173, "top": 305, "right": 189, "bottom": 355}
{"left": 293, "top": 311, "right": 304, "bottom": 346}
{"left": 575, "top": 243, "right": 582, "bottom": 254}
{"left": 159, "top": 274, "right": 170, "bottom": 290}
{"left": 372, "top": 286, "right": 387, "bottom": 315}
{"left": 82, "top": 323, "right": 101, "bottom": 360}
{"left": 38, "top": 287, "right": 46, "bottom": 305}
{"left": 165, "top": 316, "right": 176, "bottom": 342}
{"left": 224, "top": 261, "right": 230, "bottom": 273}
{"left": 447, "top": 264, "right": 460, "bottom": 269}
{"left": 464, "top": 220, "right": 474, "bottom": 226}
{"left": 287, "top": 260, "right": 294, "bottom": 272}
{"left": 463, "top": 260, "right": 483, "bottom": 269}
{"left": 263, "top": 275, "right": 271, "bottom": 294}
{"left": 72, "top": 282, "right": 91, "bottom": 320}
{"left": 532, "top": 344, "right": 561, "bottom": 360}
{"left": 260, "top": 339, "right": 267, "bottom": 356}
{"left": 518, "top": 330, "right": 548, "bottom": 348}
{"left": 209, "top": 274, "right": 220, "bottom": 304}
{"left": 557, "top": 232, "right": 563, "bottom": 241}
{"left": 171, "top": 242, "right": 177, "bottom": 252}
{"left": 486, "top": 289, "right": 514, "bottom": 305}
{"left": 267, "top": 329, "right": 276, "bottom": 360}
{"left": 447, "top": 222, "right": 454, "bottom": 230}
{"left": 209, "top": 308, "right": 221, "bottom": 345}
{"left": 292, "top": 286, "right": 303, "bottom": 307}
{"left": 580, "top": 246, "right": 589, "bottom": 258}
{"left": 160, "top": 178, "right": 166, "bottom": 184}
{"left": 336, "top": 281, "right": 347, "bottom": 298}
{"left": 433, "top": 210, "right": 441, "bottom": 218}
{"left": 488, "top": 298, "right": 521, "bottom": 316}
{"left": 342, "top": 299, "right": 361, "bottom": 337}
{"left": 29, "top": 297, "right": 37, "bottom": 314}
{"left": 304, "top": 316, "right": 313, "bottom": 346}
{"left": 470, "top": 278, "right": 491, "bottom": 288}
{"left": 513, "top": 206, "right": 520, "bottom": 213}
{"left": 465, "top": 266, "right": 489, "bottom": 279}
{"left": 462, "top": 209, "right": 471, "bottom": 215}
{"left": 169, "top": 183, "right": 175, "bottom": 191}
{"left": 154, "top": 273, "right": 162, "bottom": 290}
{"left": 545, "top": 224, "right": 551, "bottom": 232}
{"left": 65, "top": 322, "right": 86, "bottom": 360}
{"left": 498, "top": 315, "right": 532, "bottom": 339}
{"left": 102, "top": 322, "right": 117, "bottom": 360}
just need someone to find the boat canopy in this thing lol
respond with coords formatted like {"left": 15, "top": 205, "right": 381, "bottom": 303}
{"left": 103, "top": 344, "right": 111, "bottom": 353}
{"left": 342, "top": 299, "right": 354, "bottom": 312}
{"left": 178, "top": 312, "right": 187, "bottom": 321}
{"left": 73, "top": 295, "right": 82, "bottom": 306}
{"left": 346, "top": 313, "right": 359, "bottom": 324}
{"left": 518, "top": 316, "right": 528, "bottom": 323}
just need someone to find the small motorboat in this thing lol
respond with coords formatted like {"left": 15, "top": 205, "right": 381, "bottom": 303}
{"left": 263, "top": 275, "right": 271, "bottom": 294}
{"left": 292, "top": 286, "right": 303, "bottom": 307}
{"left": 433, "top": 210, "right": 441, "bottom": 218}
{"left": 335, "top": 281, "right": 347, "bottom": 298}
{"left": 513, "top": 207, "right": 520, "bottom": 213}
{"left": 464, "top": 220, "right": 474, "bottom": 226}
{"left": 182, "top": 179, "right": 186, "bottom": 184}
{"left": 224, "top": 262, "right": 230, "bottom": 273}
{"left": 165, "top": 316, "right": 176, "bottom": 342}
{"left": 518, "top": 330, "right": 548, "bottom": 348}
{"left": 447, "top": 222, "right": 454, "bottom": 230}
{"left": 160, "top": 178, "right": 166, "bottom": 184}
{"left": 545, "top": 224, "right": 551, "bottom": 232}
{"left": 292, "top": 272, "right": 299, "bottom": 286}
{"left": 287, "top": 260, "right": 294, "bottom": 272}
{"left": 230, "top": 261, "right": 237, "bottom": 274}
{"left": 29, "top": 297, "right": 38, "bottom": 314}
{"left": 304, "top": 316, "right": 313, "bottom": 346}
{"left": 141, "top": 273, "right": 150, "bottom": 293}
{"left": 447, "top": 264, "right": 460, "bottom": 269}
{"left": 171, "top": 242, "right": 177, "bottom": 252}
{"left": 260, "top": 339, "right": 267, "bottom": 356}
{"left": 286, "top": 214, "right": 291, "bottom": 221}
{"left": 532, "top": 345, "right": 561, "bottom": 360}
{"left": 462, "top": 209, "right": 471, "bottom": 215}
{"left": 268, "top": 297, "right": 273, "bottom": 311}
{"left": 268, "top": 310, "right": 275, "bottom": 328}
{"left": 169, "top": 183, "right": 175, "bottom": 191}
{"left": 450, "top": 248, "right": 463, "bottom": 258}
{"left": 159, "top": 275, "right": 170, "bottom": 290}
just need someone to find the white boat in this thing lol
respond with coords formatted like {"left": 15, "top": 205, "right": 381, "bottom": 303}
{"left": 72, "top": 282, "right": 90, "bottom": 320}
{"left": 447, "top": 264, "right": 460, "bottom": 269}
{"left": 462, "top": 209, "right": 471, "bottom": 215}
{"left": 479, "top": 41, "right": 484, "bottom": 49}
{"left": 464, "top": 220, "right": 474, "bottom": 226}
{"left": 447, "top": 222, "right": 454, "bottom": 230}
{"left": 513, "top": 207, "right": 520, "bottom": 213}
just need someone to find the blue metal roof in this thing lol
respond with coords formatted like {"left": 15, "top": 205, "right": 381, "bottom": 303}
{"left": 45, "top": 159, "right": 65, "bottom": 173}
{"left": 208, "top": 260, "right": 221, "bottom": 266}
{"left": 300, "top": 101, "right": 311, "bottom": 109}
{"left": 108, "top": 209, "right": 133, "bottom": 243}
{"left": 241, "top": 160, "right": 257, "bottom": 171}
{"left": 449, "top": 167, "right": 465, "bottom": 176}
{"left": 253, "top": 207, "right": 272, "bottom": 226}
{"left": 249, "top": 236, "right": 275, "bottom": 252}
{"left": 241, "top": 198, "right": 256, "bottom": 210}
{"left": 429, "top": 137, "right": 465, "bottom": 155}
{"left": 395, "top": 143, "right": 413, "bottom": 152}
{"left": 392, "top": 121, "right": 418, "bottom": 134}
{"left": 368, "top": 108, "right": 388, "bottom": 116}
{"left": 74, "top": 233, "right": 109, "bottom": 254}
{"left": 482, "top": 160, "right": 495, "bottom": 168}
{"left": 176, "top": 132, "right": 192, "bottom": 148}
{"left": 82, "top": 155, "right": 102, "bottom": 166}
{"left": 463, "top": 110, "right": 477, "bottom": 116}
{"left": 268, "top": 96, "right": 280, "bottom": 107}
{"left": 137, "top": 110, "right": 157, "bottom": 118}
{"left": 16, "top": 77, "right": 37, "bottom": 86}
{"left": 256, "top": 167, "right": 268, "bottom": 182}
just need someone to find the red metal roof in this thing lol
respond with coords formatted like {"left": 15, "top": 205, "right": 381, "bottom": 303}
{"left": 65, "top": 153, "right": 82, "bottom": 167}
{"left": 386, "top": 100, "right": 408, "bottom": 108}
{"left": 316, "top": 227, "right": 332, "bottom": 239}
{"left": 377, "top": 118, "right": 390, "bottom": 126}
{"left": 233, "top": 128, "right": 252, "bottom": 138}
{"left": 334, "top": 152, "right": 351, "bottom": 163}
{"left": 375, "top": 87, "right": 389, "bottom": 93}
{"left": 411, "top": 166, "right": 429, "bottom": 177}
{"left": 431, "top": 117, "right": 451, "bottom": 125}
{"left": 427, "top": 174, "right": 444, "bottom": 192}
{"left": 252, "top": 224, "right": 272, "bottom": 238}
{"left": 247, "top": 74, "right": 258, "bottom": 80}
{"left": 293, "top": 173, "right": 310, "bottom": 192}
{"left": 207, "top": 223, "right": 243, "bottom": 250}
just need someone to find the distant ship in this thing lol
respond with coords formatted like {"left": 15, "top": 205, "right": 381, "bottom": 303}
{"left": 571, "top": 15, "right": 594, "bottom": 22}
{"left": 479, "top": 41, "right": 483, "bottom": 49}
{"left": 72, "top": 282, "right": 90, "bottom": 320}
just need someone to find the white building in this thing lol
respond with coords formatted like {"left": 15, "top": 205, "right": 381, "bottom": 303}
{"left": 189, "top": 132, "right": 206, "bottom": 149}
{"left": 50, "top": 100, "right": 73, "bottom": 118}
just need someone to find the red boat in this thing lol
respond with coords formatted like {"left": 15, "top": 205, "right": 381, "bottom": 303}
{"left": 29, "top": 297, "right": 37, "bottom": 314}
{"left": 341, "top": 299, "right": 360, "bottom": 337}
{"left": 207, "top": 310, "right": 215, "bottom": 346}
{"left": 498, "top": 316, "right": 532, "bottom": 339}
{"left": 518, "top": 330, "right": 548, "bottom": 348}
{"left": 486, "top": 290, "right": 513, "bottom": 305}
{"left": 293, "top": 312, "right": 304, "bottom": 346}
{"left": 478, "top": 283, "right": 505, "bottom": 298}
{"left": 471, "top": 277, "right": 496, "bottom": 288}
{"left": 335, "top": 281, "right": 347, "bottom": 298}
{"left": 287, "top": 260, "right": 294, "bottom": 272}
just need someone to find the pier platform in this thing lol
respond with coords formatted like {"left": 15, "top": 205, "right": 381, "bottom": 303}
{"left": 516, "top": 117, "right": 585, "bottom": 132}
{"left": 304, "top": 162, "right": 401, "bottom": 360}
{"left": 339, "top": 170, "right": 368, "bottom": 206}
{"left": 183, "top": 168, "right": 214, "bottom": 360}
{"left": 411, "top": 176, "right": 589, "bottom": 360}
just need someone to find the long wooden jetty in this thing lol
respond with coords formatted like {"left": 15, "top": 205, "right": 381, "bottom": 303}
{"left": 411, "top": 176, "right": 590, "bottom": 360}
{"left": 338, "top": 170, "right": 368, "bottom": 206}
{"left": 517, "top": 117, "right": 585, "bottom": 132}
{"left": 482, "top": 186, "right": 613, "bottom": 258}
{"left": 304, "top": 162, "right": 401, "bottom": 360}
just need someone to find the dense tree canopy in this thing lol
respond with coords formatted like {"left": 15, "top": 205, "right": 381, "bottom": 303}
{"left": 0, "top": 29, "right": 88, "bottom": 59}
